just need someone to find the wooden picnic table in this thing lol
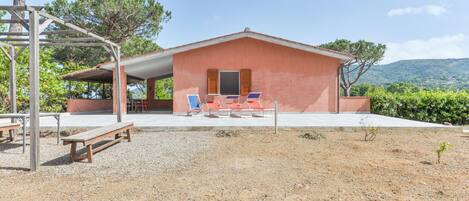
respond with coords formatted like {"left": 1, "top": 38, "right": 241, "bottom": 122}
{"left": 0, "top": 113, "right": 61, "bottom": 153}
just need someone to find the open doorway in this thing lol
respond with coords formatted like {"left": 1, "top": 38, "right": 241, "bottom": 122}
{"left": 127, "top": 76, "right": 173, "bottom": 113}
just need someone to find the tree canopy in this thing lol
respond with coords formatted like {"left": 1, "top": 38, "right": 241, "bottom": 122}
{"left": 45, "top": 0, "right": 171, "bottom": 65}
{"left": 320, "top": 39, "right": 386, "bottom": 96}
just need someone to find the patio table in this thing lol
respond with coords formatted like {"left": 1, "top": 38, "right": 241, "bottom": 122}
{"left": 0, "top": 113, "right": 61, "bottom": 153}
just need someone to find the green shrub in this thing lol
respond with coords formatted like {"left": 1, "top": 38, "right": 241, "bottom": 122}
{"left": 366, "top": 89, "right": 469, "bottom": 125}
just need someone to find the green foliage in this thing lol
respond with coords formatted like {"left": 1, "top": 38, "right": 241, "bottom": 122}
{"left": 121, "top": 36, "right": 162, "bottom": 57}
{"left": 436, "top": 141, "right": 453, "bottom": 164}
{"left": 45, "top": 0, "right": 171, "bottom": 66}
{"left": 0, "top": 48, "right": 67, "bottom": 112}
{"left": 0, "top": 11, "right": 6, "bottom": 31}
{"left": 360, "top": 58, "right": 469, "bottom": 89}
{"left": 320, "top": 39, "right": 386, "bottom": 96}
{"left": 155, "top": 77, "right": 173, "bottom": 100}
{"left": 386, "top": 83, "right": 419, "bottom": 94}
{"left": 366, "top": 86, "right": 469, "bottom": 125}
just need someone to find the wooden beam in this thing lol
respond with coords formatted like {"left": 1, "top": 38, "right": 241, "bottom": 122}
{"left": 38, "top": 11, "right": 119, "bottom": 47}
{"left": 0, "top": 46, "right": 12, "bottom": 60}
{"left": 29, "top": 10, "right": 40, "bottom": 171}
{"left": 14, "top": 46, "right": 27, "bottom": 59}
{"left": 0, "top": 30, "right": 79, "bottom": 36}
{"left": 9, "top": 42, "right": 108, "bottom": 47}
{"left": 0, "top": 6, "right": 43, "bottom": 11}
{"left": 0, "top": 19, "right": 48, "bottom": 23}
{"left": 38, "top": 19, "right": 53, "bottom": 33}
{"left": 0, "top": 37, "right": 100, "bottom": 42}
{"left": 7, "top": 9, "right": 29, "bottom": 31}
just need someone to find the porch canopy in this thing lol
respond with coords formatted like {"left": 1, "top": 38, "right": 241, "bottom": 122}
{"left": 62, "top": 67, "right": 143, "bottom": 83}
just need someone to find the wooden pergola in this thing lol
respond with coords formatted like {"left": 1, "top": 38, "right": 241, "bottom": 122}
{"left": 0, "top": 5, "right": 123, "bottom": 171}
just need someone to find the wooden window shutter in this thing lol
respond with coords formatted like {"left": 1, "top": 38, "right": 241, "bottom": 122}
{"left": 240, "top": 69, "right": 251, "bottom": 96}
{"left": 207, "top": 69, "right": 219, "bottom": 94}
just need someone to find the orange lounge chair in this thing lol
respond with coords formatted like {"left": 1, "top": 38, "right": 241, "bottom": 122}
{"left": 244, "top": 92, "right": 275, "bottom": 117}
{"left": 205, "top": 94, "right": 232, "bottom": 117}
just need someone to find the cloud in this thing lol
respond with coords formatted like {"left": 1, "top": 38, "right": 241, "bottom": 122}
{"left": 382, "top": 34, "right": 469, "bottom": 64}
{"left": 388, "top": 5, "right": 447, "bottom": 16}
{"left": 204, "top": 15, "right": 221, "bottom": 25}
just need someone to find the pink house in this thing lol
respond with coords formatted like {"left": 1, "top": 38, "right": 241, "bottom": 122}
{"left": 63, "top": 29, "right": 370, "bottom": 114}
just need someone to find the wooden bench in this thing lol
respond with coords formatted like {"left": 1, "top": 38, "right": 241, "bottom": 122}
{"left": 62, "top": 122, "right": 134, "bottom": 163}
{"left": 0, "top": 122, "right": 21, "bottom": 141}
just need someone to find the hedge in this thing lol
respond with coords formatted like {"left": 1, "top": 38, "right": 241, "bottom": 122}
{"left": 366, "top": 89, "right": 469, "bottom": 125}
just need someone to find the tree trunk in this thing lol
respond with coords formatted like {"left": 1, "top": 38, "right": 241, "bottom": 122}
{"left": 344, "top": 86, "right": 351, "bottom": 97}
{"left": 9, "top": 0, "right": 26, "bottom": 33}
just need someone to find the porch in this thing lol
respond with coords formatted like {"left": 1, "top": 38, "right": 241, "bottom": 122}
{"left": 62, "top": 66, "right": 173, "bottom": 113}
{"left": 22, "top": 113, "right": 447, "bottom": 129}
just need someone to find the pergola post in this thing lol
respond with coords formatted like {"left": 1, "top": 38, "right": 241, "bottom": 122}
{"left": 9, "top": 46, "right": 17, "bottom": 116}
{"left": 115, "top": 47, "right": 122, "bottom": 122}
{"left": 29, "top": 9, "right": 40, "bottom": 171}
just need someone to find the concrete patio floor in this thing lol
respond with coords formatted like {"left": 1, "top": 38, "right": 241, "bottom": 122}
{"left": 0, "top": 113, "right": 448, "bottom": 129}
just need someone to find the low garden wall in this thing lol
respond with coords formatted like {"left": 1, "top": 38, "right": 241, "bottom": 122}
{"left": 148, "top": 99, "right": 173, "bottom": 110}
{"left": 66, "top": 99, "right": 113, "bottom": 113}
{"left": 339, "top": 96, "right": 370, "bottom": 113}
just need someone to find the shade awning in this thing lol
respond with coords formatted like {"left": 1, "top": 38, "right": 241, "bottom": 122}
{"left": 62, "top": 67, "right": 143, "bottom": 83}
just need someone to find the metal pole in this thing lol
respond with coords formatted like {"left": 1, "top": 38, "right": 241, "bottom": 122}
{"left": 337, "top": 66, "right": 340, "bottom": 114}
{"left": 274, "top": 101, "right": 278, "bottom": 134}
{"left": 56, "top": 114, "right": 60, "bottom": 144}
{"left": 29, "top": 9, "right": 40, "bottom": 171}
{"left": 115, "top": 47, "right": 122, "bottom": 122}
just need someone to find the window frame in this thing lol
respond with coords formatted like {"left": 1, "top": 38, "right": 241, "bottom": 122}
{"left": 218, "top": 70, "right": 240, "bottom": 95}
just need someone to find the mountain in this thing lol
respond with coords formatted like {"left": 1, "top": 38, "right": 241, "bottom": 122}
{"left": 359, "top": 58, "right": 469, "bottom": 89}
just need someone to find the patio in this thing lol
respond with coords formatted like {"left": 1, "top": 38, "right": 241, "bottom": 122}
{"left": 0, "top": 113, "right": 447, "bottom": 130}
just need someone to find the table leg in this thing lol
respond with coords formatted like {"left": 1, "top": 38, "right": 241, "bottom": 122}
{"left": 22, "top": 117, "right": 26, "bottom": 154}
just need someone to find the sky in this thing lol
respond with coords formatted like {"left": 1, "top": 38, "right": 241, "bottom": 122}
{"left": 2, "top": 0, "right": 469, "bottom": 64}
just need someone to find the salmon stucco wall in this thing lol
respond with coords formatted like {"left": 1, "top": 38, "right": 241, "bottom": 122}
{"left": 172, "top": 37, "right": 342, "bottom": 113}
{"left": 339, "top": 96, "right": 371, "bottom": 113}
{"left": 66, "top": 99, "right": 112, "bottom": 113}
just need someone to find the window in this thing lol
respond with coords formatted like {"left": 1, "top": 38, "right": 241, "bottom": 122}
{"left": 219, "top": 71, "right": 240, "bottom": 95}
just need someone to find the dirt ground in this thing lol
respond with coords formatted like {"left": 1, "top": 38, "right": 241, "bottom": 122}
{"left": 0, "top": 128, "right": 468, "bottom": 201}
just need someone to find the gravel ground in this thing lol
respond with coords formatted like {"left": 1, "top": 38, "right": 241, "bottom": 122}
{"left": 0, "top": 129, "right": 467, "bottom": 200}
{"left": 0, "top": 131, "right": 214, "bottom": 176}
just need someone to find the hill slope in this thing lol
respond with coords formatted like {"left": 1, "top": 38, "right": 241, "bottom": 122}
{"left": 360, "top": 58, "right": 469, "bottom": 89}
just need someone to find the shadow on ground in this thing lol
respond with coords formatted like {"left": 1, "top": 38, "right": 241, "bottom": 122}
{"left": 0, "top": 143, "right": 23, "bottom": 153}
{"left": 42, "top": 140, "right": 113, "bottom": 166}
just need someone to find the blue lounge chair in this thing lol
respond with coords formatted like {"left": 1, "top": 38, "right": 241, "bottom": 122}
{"left": 187, "top": 94, "right": 202, "bottom": 116}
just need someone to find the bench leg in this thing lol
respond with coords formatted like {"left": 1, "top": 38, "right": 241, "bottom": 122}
{"left": 86, "top": 144, "right": 93, "bottom": 163}
{"left": 8, "top": 130, "right": 14, "bottom": 141}
{"left": 70, "top": 142, "right": 77, "bottom": 162}
{"left": 0, "top": 131, "right": 3, "bottom": 138}
{"left": 125, "top": 129, "right": 131, "bottom": 142}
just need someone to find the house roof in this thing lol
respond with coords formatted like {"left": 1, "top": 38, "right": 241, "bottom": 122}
{"left": 99, "top": 30, "right": 353, "bottom": 69}
{"left": 66, "top": 29, "right": 354, "bottom": 81}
